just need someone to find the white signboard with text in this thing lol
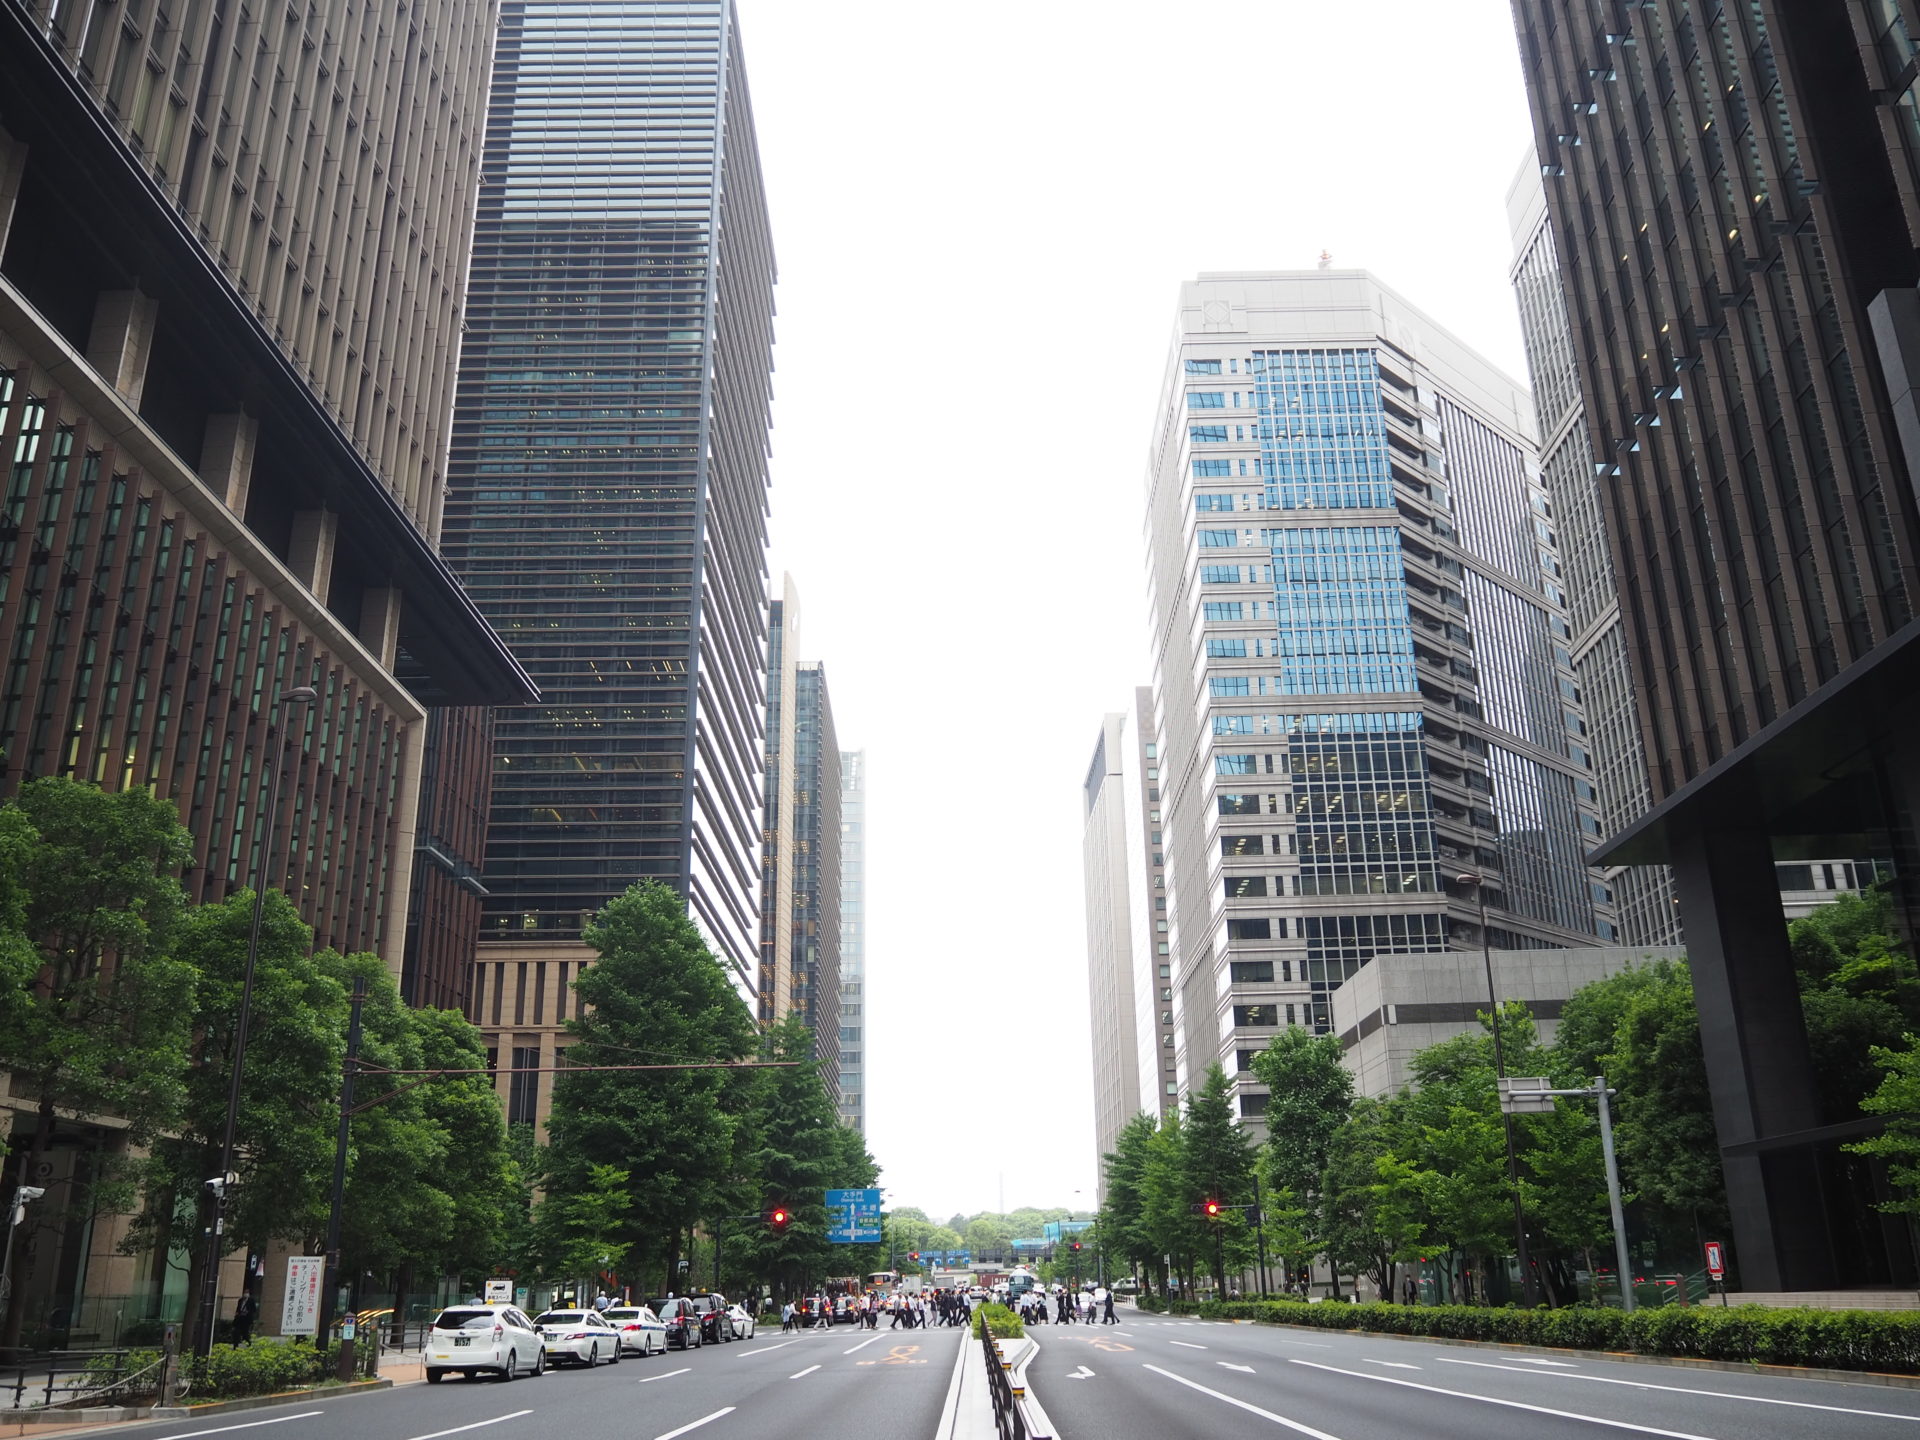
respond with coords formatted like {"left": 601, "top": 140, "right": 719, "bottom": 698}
{"left": 485, "top": 1278, "right": 512, "bottom": 1304}
{"left": 282, "top": 1255, "right": 323, "bottom": 1336}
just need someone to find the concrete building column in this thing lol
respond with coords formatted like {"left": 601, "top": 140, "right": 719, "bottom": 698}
{"left": 288, "top": 508, "right": 339, "bottom": 604}
{"left": 200, "top": 412, "right": 259, "bottom": 514}
{"left": 358, "top": 585, "right": 402, "bottom": 671}
{"left": 84, "top": 289, "right": 159, "bottom": 407}
{"left": 1670, "top": 817, "right": 1834, "bottom": 1291}
{"left": 0, "top": 128, "right": 26, "bottom": 256}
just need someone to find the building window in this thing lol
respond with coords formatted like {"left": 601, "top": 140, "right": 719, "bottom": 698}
{"left": 1188, "top": 391, "right": 1227, "bottom": 408}
{"left": 1186, "top": 359, "right": 1223, "bottom": 375}
{"left": 1230, "top": 960, "right": 1275, "bottom": 983}
{"left": 507, "top": 1046, "right": 540, "bottom": 1126}
{"left": 1193, "top": 459, "right": 1232, "bottom": 477}
{"left": 1240, "top": 1092, "right": 1269, "bottom": 1118}
{"left": 1224, "top": 876, "right": 1268, "bottom": 899}
{"left": 1227, "top": 918, "right": 1272, "bottom": 940}
{"left": 1201, "top": 565, "right": 1244, "bottom": 583}
{"left": 1233, "top": 1005, "right": 1279, "bottom": 1027}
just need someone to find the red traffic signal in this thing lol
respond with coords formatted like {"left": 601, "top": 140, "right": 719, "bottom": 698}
{"left": 1203, "top": 1199, "right": 1222, "bottom": 1218}
{"left": 769, "top": 1206, "right": 791, "bottom": 1232}
{"left": 910, "top": 1251, "right": 920, "bottom": 1261}
{"left": 1070, "top": 1241, "right": 1082, "bottom": 1251}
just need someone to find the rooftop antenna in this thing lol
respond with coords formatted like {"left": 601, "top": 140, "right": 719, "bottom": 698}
{"left": 1318, "top": 249, "right": 1333, "bottom": 270}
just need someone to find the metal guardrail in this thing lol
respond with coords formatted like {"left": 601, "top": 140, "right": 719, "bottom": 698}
{"left": 980, "top": 1324, "right": 1028, "bottom": 1440}
{"left": 0, "top": 1347, "right": 154, "bottom": 1411}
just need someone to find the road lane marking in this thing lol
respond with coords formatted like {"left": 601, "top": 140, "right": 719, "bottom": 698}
{"left": 739, "top": 1337, "right": 801, "bottom": 1356}
{"left": 156, "top": 1413, "right": 326, "bottom": 1439}
{"left": 639, "top": 1367, "right": 690, "bottom": 1383}
{"left": 1431, "top": 1356, "right": 1920, "bottom": 1421}
{"left": 1219, "top": 1362, "right": 1255, "bottom": 1373}
{"left": 1363, "top": 1359, "right": 1420, "bottom": 1370}
{"left": 1515, "top": 1358, "right": 1578, "bottom": 1367}
{"left": 653, "top": 1409, "right": 734, "bottom": 1440}
{"left": 1068, "top": 1365, "right": 1095, "bottom": 1380}
{"left": 1169, "top": 1340, "right": 1207, "bottom": 1349}
{"left": 1289, "top": 1360, "right": 1718, "bottom": 1440}
{"left": 789, "top": 1364, "right": 821, "bottom": 1379}
{"left": 844, "top": 1335, "right": 882, "bottom": 1354}
{"left": 1279, "top": 1340, "right": 1331, "bottom": 1348}
{"left": 402, "top": 1414, "right": 536, "bottom": 1440}
{"left": 1142, "top": 1364, "right": 1345, "bottom": 1440}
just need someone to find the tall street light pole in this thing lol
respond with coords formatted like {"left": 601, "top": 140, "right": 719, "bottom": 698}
{"left": 195, "top": 686, "right": 317, "bottom": 1355}
{"left": 1456, "top": 872, "right": 1538, "bottom": 1308}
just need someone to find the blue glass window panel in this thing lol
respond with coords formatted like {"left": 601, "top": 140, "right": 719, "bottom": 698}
{"left": 1186, "top": 359, "right": 1224, "bottom": 375}
{"left": 1188, "top": 392, "right": 1227, "bottom": 409}
{"left": 1201, "top": 566, "right": 1244, "bottom": 583}
{"left": 1210, "top": 676, "right": 1252, "bottom": 696}
{"left": 1190, "top": 425, "right": 1230, "bottom": 442}
{"left": 1251, "top": 348, "right": 1393, "bottom": 511}
{"left": 1193, "top": 460, "right": 1233, "bottom": 477}
{"left": 1203, "top": 602, "right": 1245, "bottom": 619}
{"left": 1207, "top": 638, "right": 1249, "bottom": 657}
{"left": 1268, "top": 526, "right": 1417, "bottom": 695}
{"left": 1198, "top": 530, "right": 1239, "bottom": 548}
{"left": 1216, "top": 754, "right": 1258, "bottom": 775}
{"left": 1195, "top": 495, "right": 1236, "bottom": 512}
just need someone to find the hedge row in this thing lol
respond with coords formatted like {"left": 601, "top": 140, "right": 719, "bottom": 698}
{"left": 1160, "top": 1298, "right": 1920, "bottom": 1373}
{"left": 973, "top": 1302, "right": 1026, "bottom": 1340}
{"left": 83, "top": 1341, "right": 334, "bottom": 1402}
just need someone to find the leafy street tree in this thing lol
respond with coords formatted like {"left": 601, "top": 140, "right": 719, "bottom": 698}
{"left": 543, "top": 882, "right": 759, "bottom": 1292}
{"left": 409, "top": 1006, "right": 523, "bottom": 1284}
{"left": 1098, "top": 1112, "right": 1159, "bottom": 1285}
{"left": 1848, "top": 1037, "right": 1920, "bottom": 1210}
{"left": 1185, "top": 1065, "right": 1256, "bottom": 1293}
{"left": 0, "top": 779, "right": 198, "bottom": 1345}
{"left": 1251, "top": 1027, "right": 1352, "bottom": 1276}
{"left": 1319, "top": 1095, "right": 1400, "bottom": 1299}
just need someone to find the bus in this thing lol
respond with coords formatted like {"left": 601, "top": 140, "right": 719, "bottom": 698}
{"left": 867, "top": 1271, "right": 899, "bottom": 1291}
{"left": 1005, "top": 1266, "right": 1042, "bottom": 1301}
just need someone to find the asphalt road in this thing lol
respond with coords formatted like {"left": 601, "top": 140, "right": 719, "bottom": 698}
{"left": 113, "top": 1321, "right": 964, "bottom": 1440}
{"left": 1038, "top": 1309, "right": 1920, "bottom": 1440}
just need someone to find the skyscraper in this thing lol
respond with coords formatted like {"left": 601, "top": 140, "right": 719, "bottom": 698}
{"left": 1082, "top": 688, "right": 1172, "bottom": 1198}
{"left": 789, "top": 662, "right": 840, "bottom": 1095}
{"left": 0, "top": 0, "right": 532, "bottom": 968}
{"left": 761, "top": 581, "right": 802, "bottom": 1023}
{"left": 1508, "top": 0, "right": 1920, "bottom": 1289}
{"left": 838, "top": 749, "right": 866, "bottom": 1131}
{"left": 444, "top": 0, "right": 777, "bottom": 1118}
{"left": 1145, "top": 271, "right": 1607, "bottom": 1127}
{"left": 1506, "top": 169, "right": 1682, "bottom": 949}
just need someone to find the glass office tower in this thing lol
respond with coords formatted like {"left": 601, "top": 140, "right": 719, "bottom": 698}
{"left": 1144, "top": 271, "right": 1608, "bottom": 1126}
{"left": 445, "top": 0, "right": 776, "bottom": 1042}
{"left": 838, "top": 750, "right": 866, "bottom": 1131}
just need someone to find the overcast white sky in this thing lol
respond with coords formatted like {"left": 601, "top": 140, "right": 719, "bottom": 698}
{"left": 740, "top": 0, "right": 1540, "bottom": 1223}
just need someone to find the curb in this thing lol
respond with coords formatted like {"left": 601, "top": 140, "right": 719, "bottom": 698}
{"left": 1009, "top": 1337, "right": 1057, "bottom": 1440}
{"left": 150, "top": 1378, "right": 391, "bottom": 1418}
{"left": 1189, "top": 1316, "right": 1920, "bottom": 1390}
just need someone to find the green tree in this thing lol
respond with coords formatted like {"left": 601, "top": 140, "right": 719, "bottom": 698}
{"left": 410, "top": 1005, "right": 521, "bottom": 1285}
{"left": 1320, "top": 1095, "right": 1401, "bottom": 1298}
{"left": 0, "top": 779, "right": 198, "bottom": 1344}
{"left": 545, "top": 882, "right": 758, "bottom": 1292}
{"left": 1098, "top": 1112, "right": 1158, "bottom": 1285}
{"left": 1847, "top": 1035, "right": 1920, "bottom": 1211}
{"left": 1184, "top": 1065, "right": 1256, "bottom": 1293}
{"left": 1250, "top": 1027, "right": 1352, "bottom": 1273}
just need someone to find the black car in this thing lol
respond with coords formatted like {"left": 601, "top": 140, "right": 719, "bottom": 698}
{"left": 685, "top": 1293, "right": 731, "bottom": 1344}
{"left": 648, "top": 1297, "right": 704, "bottom": 1350}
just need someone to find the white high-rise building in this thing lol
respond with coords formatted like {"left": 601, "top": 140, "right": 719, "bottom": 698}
{"left": 838, "top": 750, "right": 866, "bottom": 1131}
{"left": 1144, "top": 271, "right": 1610, "bottom": 1129}
{"left": 1082, "top": 689, "right": 1173, "bottom": 1199}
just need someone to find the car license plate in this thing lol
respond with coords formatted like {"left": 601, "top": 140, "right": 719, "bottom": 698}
{"left": 453, "top": 1337, "right": 470, "bottom": 1347}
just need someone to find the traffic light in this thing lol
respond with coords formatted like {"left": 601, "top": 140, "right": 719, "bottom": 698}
{"left": 1203, "top": 1199, "right": 1222, "bottom": 1218}
{"left": 910, "top": 1251, "right": 920, "bottom": 1262}
{"left": 769, "top": 1206, "right": 791, "bottom": 1233}
{"left": 1070, "top": 1241, "right": 1082, "bottom": 1252}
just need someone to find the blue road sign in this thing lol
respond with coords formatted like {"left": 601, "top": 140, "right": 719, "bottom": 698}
{"left": 825, "top": 1187, "right": 883, "bottom": 1244}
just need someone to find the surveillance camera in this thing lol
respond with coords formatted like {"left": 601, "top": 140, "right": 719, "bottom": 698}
{"left": 17, "top": 1187, "right": 44, "bottom": 1203}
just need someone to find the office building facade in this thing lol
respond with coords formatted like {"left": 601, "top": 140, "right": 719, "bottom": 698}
{"left": 760, "top": 583, "right": 802, "bottom": 1022}
{"left": 0, "top": 0, "right": 531, "bottom": 1338}
{"left": 1145, "top": 271, "right": 1607, "bottom": 1127}
{"left": 1082, "top": 688, "right": 1175, "bottom": 1198}
{"left": 1509, "top": 0, "right": 1920, "bottom": 1288}
{"left": 444, "top": 0, "right": 777, "bottom": 1123}
{"left": 838, "top": 749, "right": 866, "bottom": 1130}
{"left": 788, "top": 661, "right": 841, "bottom": 1095}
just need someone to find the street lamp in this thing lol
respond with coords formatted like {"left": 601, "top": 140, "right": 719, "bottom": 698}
{"left": 0, "top": 1185, "right": 47, "bottom": 1310}
{"left": 194, "top": 685, "right": 317, "bottom": 1354}
{"left": 1455, "top": 872, "right": 1538, "bottom": 1307}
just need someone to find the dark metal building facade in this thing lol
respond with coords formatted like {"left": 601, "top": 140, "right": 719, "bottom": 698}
{"left": 1509, "top": 0, "right": 1920, "bottom": 1287}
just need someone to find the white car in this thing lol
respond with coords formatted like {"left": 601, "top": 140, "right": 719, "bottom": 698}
{"left": 531, "top": 1308, "right": 622, "bottom": 1367}
{"left": 425, "top": 1303, "right": 547, "bottom": 1383}
{"left": 604, "top": 1304, "right": 668, "bottom": 1356}
{"left": 723, "top": 1303, "right": 756, "bottom": 1340}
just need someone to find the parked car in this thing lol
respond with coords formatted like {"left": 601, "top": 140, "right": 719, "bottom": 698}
{"left": 686, "top": 1293, "right": 731, "bottom": 1344}
{"left": 531, "top": 1308, "right": 621, "bottom": 1367}
{"left": 604, "top": 1304, "right": 668, "bottom": 1356}
{"left": 649, "top": 1297, "right": 705, "bottom": 1350}
{"left": 724, "top": 1302, "right": 756, "bottom": 1340}
{"left": 425, "top": 1303, "right": 546, "bottom": 1383}
{"left": 831, "top": 1296, "right": 858, "bottom": 1325}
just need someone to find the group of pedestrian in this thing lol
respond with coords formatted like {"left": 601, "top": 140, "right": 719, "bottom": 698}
{"left": 1015, "top": 1285, "right": 1117, "bottom": 1326}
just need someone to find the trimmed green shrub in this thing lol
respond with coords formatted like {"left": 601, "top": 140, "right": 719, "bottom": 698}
{"left": 1170, "top": 1298, "right": 1920, "bottom": 1374}
{"left": 1133, "top": 1294, "right": 1168, "bottom": 1313}
{"left": 82, "top": 1348, "right": 164, "bottom": 1399}
{"left": 972, "top": 1303, "right": 1025, "bottom": 1339}
{"left": 189, "top": 1341, "right": 324, "bottom": 1397}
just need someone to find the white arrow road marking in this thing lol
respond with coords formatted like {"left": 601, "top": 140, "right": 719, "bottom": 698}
{"left": 639, "top": 1367, "right": 690, "bottom": 1383}
{"left": 1068, "top": 1365, "right": 1096, "bottom": 1380}
{"left": 1142, "top": 1365, "right": 1344, "bottom": 1440}
{"left": 1432, "top": 1356, "right": 1920, "bottom": 1421}
{"left": 156, "top": 1413, "right": 327, "bottom": 1439}
{"left": 1289, "top": 1360, "right": 1719, "bottom": 1440}
{"left": 1218, "top": 1362, "right": 1255, "bottom": 1373}
{"left": 1169, "top": 1340, "right": 1208, "bottom": 1349}
{"left": 653, "top": 1409, "right": 735, "bottom": 1440}
{"left": 1364, "top": 1358, "right": 1421, "bottom": 1370}
{"left": 789, "top": 1364, "right": 821, "bottom": 1379}
{"left": 403, "top": 1416, "right": 537, "bottom": 1440}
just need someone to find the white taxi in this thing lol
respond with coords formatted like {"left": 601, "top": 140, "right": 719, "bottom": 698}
{"left": 604, "top": 1304, "right": 669, "bottom": 1356}
{"left": 425, "top": 1303, "right": 546, "bottom": 1383}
